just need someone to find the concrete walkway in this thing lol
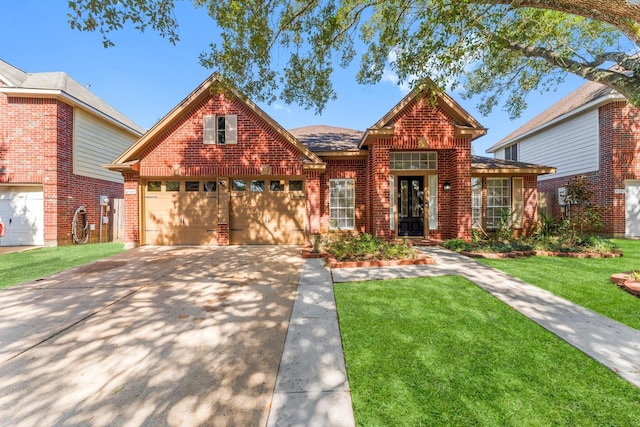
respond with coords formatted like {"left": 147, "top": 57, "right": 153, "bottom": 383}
{"left": 267, "top": 259, "right": 355, "bottom": 427}
{"left": 331, "top": 245, "right": 640, "bottom": 389}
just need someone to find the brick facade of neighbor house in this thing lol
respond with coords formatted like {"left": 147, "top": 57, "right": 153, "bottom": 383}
{"left": 109, "top": 74, "right": 553, "bottom": 247}
{"left": 488, "top": 80, "right": 640, "bottom": 237}
{"left": 0, "top": 94, "right": 136, "bottom": 246}
{"left": 600, "top": 102, "right": 640, "bottom": 235}
{"left": 0, "top": 60, "right": 141, "bottom": 246}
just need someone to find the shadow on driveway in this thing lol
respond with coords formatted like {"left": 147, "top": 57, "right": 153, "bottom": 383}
{"left": 0, "top": 245, "right": 302, "bottom": 426}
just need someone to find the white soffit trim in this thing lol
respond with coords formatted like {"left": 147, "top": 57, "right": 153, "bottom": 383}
{"left": 0, "top": 87, "right": 143, "bottom": 136}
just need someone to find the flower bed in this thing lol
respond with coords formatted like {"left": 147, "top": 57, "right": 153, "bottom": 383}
{"left": 325, "top": 253, "right": 434, "bottom": 269}
{"left": 302, "top": 231, "right": 434, "bottom": 268}
{"left": 461, "top": 250, "right": 622, "bottom": 259}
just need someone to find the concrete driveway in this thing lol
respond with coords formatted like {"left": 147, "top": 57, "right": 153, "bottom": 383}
{"left": 0, "top": 245, "right": 303, "bottom": 426}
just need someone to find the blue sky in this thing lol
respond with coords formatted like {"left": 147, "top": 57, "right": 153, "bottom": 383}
{"left": 2, "top": 0, "right": 588, "bottom": 155}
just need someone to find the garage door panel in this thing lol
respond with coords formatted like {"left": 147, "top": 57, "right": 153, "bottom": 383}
{"left": 230, "top": 179, "right": 306, "bottom": 245}
{"left": 626, "top": 181, "right": 640, "bottom": 237}
{"left": 0, "top": 187, "right": 44, "bottom": 246}
{"left": 144, "top": 181, "right": 218, "bottom": 245}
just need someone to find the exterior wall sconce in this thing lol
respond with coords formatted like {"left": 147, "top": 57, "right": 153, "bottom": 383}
{"left": 443, "top": 182, "right": 452, "bottom": 191}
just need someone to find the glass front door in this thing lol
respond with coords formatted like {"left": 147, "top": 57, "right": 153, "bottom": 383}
{"left": 397, "top": 176, "right": 424, "bottom": 237}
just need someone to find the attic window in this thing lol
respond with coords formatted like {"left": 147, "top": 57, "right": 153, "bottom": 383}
{"left": 203, "top": 114, "right": 238, "bottom": 144}
{"left": 505, "top": 144, "right": 518, "bottom": 161}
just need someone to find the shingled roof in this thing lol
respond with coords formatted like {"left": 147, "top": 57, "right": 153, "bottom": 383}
{"left": 472, "top": 155, "right": 556, "bottom": 175}
{"left": 0, "top": 59, "right": 144, "bottom": 135}
{"left": 289, "top": 125, "right": 364, "bottom": 152}
{"left": 487, "top": 80, "right": 623, "bottom": 153}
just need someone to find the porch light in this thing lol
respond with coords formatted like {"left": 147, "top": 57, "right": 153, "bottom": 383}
{"left": 443, "top": 182, "right": 452, "bottom": 191}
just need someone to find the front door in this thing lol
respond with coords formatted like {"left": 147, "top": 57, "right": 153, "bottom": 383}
{"left": 397, "top": 176, "right": 424, "bottom": 237}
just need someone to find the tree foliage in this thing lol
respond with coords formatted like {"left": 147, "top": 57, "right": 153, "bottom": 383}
{"left": 67, "top": 0, "right": 640, "bottom": 116}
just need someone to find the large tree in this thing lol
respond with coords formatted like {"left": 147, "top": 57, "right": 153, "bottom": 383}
{"left": 67, "top": 0, "right": 640, "bottom": 116}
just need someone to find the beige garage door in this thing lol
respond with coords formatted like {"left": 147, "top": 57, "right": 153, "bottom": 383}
{"left": 229, "top": 178, "right": 306, "bottom": 245}
{"left": 144, "top": 179, "right": 218, "bottom": 245}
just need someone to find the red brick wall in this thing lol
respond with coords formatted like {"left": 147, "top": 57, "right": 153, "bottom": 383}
{"left": 319, "top": 158, "right": 367, "bottom": 234}
{"left": 368, "top": 97, "right": 473, "bottom": 241}
{"left": 603, "top": 102, "right": 640, "bottom": 235}
{"left": 140, "top": 93, "right": 304, "bottom": 177}
{"left": 123, "top": 172, "right": 140, "bottom": 247}
{"left": 305, "top": 171, "right": 321, "bottom": 235}
{"left": 1, "top": 94, "right": 124, "bottom": 245}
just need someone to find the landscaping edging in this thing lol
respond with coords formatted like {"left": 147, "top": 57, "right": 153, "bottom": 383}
{"left": 610, "top": 273, "right": 640, "bottom": 297}
{"left": 325, "top": 254, "right": 435, "bottom": 269}
{"left": 461, "top": 250, "right": 622, "bottom": 259}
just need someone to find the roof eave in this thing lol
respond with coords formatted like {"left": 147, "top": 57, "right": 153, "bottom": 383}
{"left": 472, "top": 167, "right": 557, "bottom": 175}
{"left": 359, "top": 127, "right": 394, "bottom": 148}
{"left": 314, "top": 150, "right": 368, "bottom": 159}
{"left": 455, "top": 125, "right": 487, "bottom": 140}
{"left": 103, "top": 160, "right": 140, "bottom": 172}
{"left": 0, "top": 87, "right": 144, "bottom": 136}
{"left": 486, "top": 93, "right": 626, "bottom": 153}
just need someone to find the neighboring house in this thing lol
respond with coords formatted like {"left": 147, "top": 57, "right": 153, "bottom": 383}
{"left": 106, "top": 74, "right": 554, "bottom": 247}
{"left": 487, "top": 81, "right": 640, "bottom": 237}
{"left": 0, "top": 59, "right": 144, "bottom": 246}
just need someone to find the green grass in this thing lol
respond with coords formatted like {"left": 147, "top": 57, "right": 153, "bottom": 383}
{"left": 0, "top": 243, "right": 125, "bottom": 289}
{"left": 479, "top": 238, "right": 640, "bottom": 330}
{"left": 335, "top": 277, "right": 640, "bottom": 426}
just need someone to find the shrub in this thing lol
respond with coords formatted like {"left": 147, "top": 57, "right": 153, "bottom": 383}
{"left": 323, "top": 231, "right": 418, "bottom": 261}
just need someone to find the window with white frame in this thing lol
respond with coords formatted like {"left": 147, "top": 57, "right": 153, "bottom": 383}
{"left": 390, "top": 152, "right": 437, "bottom": 170}
{"left": 203, "top": 114, "right": 238, "bottom": 144}
{"left": 329, "top": 179, "right": 355, "bottom": 229}
{"left": 504, "top": 144, "right": 518, "bottom": 161}
{"left": 486, "top": 178, "right": 511, "bottom": 229}
{"left": 471, "top": 177, "right": 482, "bottom": 228}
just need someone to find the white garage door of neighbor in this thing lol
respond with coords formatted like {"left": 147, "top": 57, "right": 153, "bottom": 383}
{"left": 626, "top": 180, "right": 640, "bottom": 238}
{"left": 0, "top": 187, "right": 45, "bottom": 246}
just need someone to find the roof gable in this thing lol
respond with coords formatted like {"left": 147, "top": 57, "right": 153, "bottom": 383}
{"left": 110, "top": 74, "right": 324, "bottom": 169}
{"left": 360, "top": 82, "right": 486, "bottom": 146}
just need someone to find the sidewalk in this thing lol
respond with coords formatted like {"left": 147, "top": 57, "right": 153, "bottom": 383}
{"left": 267, "top": 259, "right": 355, "bottom": 427}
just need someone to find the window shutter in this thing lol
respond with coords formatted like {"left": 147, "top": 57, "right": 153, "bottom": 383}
{"left": 225, "top": 115, "right": 238, "bottom": 144}
{"left": 203, "top": 115, "right": 216, "bottom": 144}
{"left": 512, "top": 177, "right": 524, "bottom": 228}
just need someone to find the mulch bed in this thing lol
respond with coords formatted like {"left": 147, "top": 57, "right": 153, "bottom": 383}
{"left": 461, "top": 250, "right": 622, "bottom": 259}
{"left": 301, "top": 249, "right": 435, "bottom": 268}
{"left": 324, "top": 254, "right": 435, "bottom": 269}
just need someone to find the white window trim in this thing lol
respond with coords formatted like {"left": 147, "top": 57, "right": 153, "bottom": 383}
{"left": 203, "top": 114, "right": 238, "bottom": 145}
{"left": 329, "top": 179, "right": 355, "bottom": 230}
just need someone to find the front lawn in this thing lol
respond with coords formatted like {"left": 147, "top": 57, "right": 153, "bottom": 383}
{"left": 0, "top": 243, "right": 125, "bottom": 290}
{"left": 479, "top": 238, "right": 640, "bottom": 330}
{"left": 335, "top": 277, "right": 640, "bottom": 426}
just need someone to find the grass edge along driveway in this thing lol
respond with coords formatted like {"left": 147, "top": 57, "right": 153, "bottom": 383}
{"left": 335, "top": 276, "right": 640, "bottom": 427}
{"left": 0, "top": 243, "right": 125, "bottom": 290}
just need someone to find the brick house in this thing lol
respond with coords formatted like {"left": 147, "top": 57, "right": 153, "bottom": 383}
{"left": 107, "top": 74, "right": 554, "bottom": 247}
{"left": 487, "top": 81, "right": 640, "bottom": 237}
{"left": 0, "top": 59, "right": 144, "bottom": 246}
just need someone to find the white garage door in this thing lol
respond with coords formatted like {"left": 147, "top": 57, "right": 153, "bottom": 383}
{"left": 0, "top": 187, "right": 44, "bottom": 246}
{"left": 626, "top": 180, "right": 640, "bottom": 237}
